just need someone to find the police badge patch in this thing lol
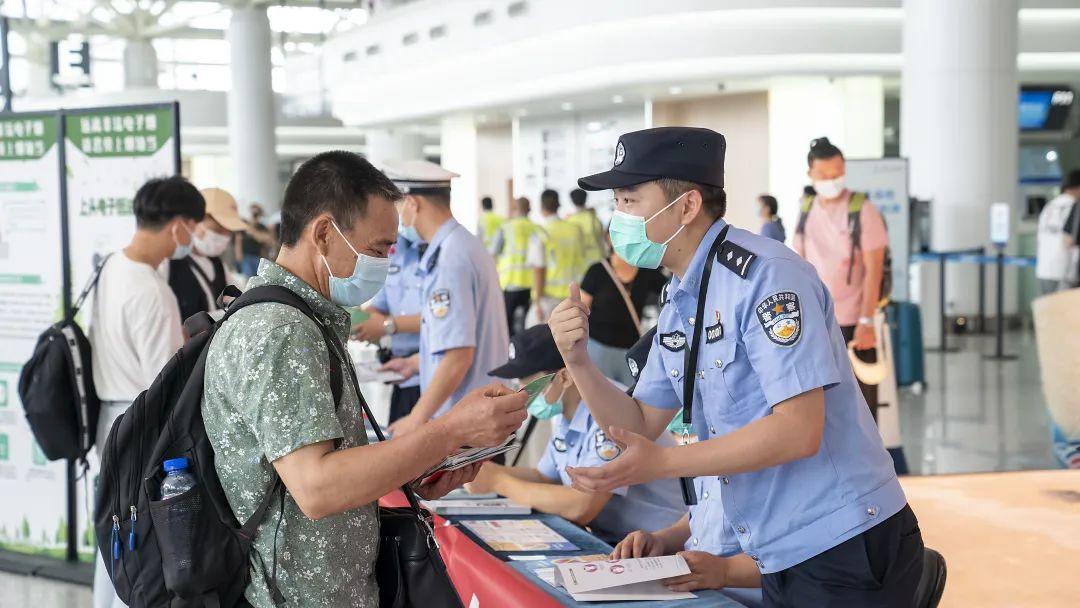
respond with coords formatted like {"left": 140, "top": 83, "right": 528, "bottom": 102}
{"left": 755, "top": 291, "right": 802, "bottom": 346}
{"left": 553, "top": 437, "right": 567, "bottom": 453}
{"left": 627, "top": 357, "right": 639, "bottom": 378}
{"left": 388, "top": 264, "right": 400, "bottom": 275}
{"left": 594, "top": 430, "right": 622, "bottom": 461}
{"left": 429, "top": 288, "right": 451, "bottom": 319}
{"left": 614, "top": 141, "right": 626, "bottom": 166}
{"left": 660, "top": 330, "right": 687, "bottom": 352}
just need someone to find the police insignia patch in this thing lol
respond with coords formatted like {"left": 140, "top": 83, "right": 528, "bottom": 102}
{"left": 614, "top": 141, "right": 626, "bottom": 166}
{"left": 429, "top": 288, "right": 451, "bottom": 319}
{"left": 705, "top": 321, "right": 723, "bottom": 344}
{"left": 508, "top": 343, "right": 516, "bottom": 360}
{"left": 756, "top": 291, "right": 802, "bottom": 346}
{"left": 660, "top": 330, "right": 687, "bottom": 352}
{"left": 388, "top": 264, "right": 400, "bottom": 275}
{"left": 627, "top": 357, "right": 639, "bottom": 378}
{"left": 553, "top": 437, "right": 567, "bottom": 453}
{"left": 594, "top": 431, "right": 622, "bottom": 461}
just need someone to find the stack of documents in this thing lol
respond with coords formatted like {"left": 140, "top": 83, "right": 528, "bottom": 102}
{"left": 421, "top": 498, "right": 531, "bottom": 515}
{"left": 353, "top": 361, "right": 405, "bottom": 384}
{"left": 462, "top": 519, "right": 579, "bottom": 552}
{"left": 416, "top": 433, "right": 519, "bottom": 482}
{"left": 550, "top": 555, "right": 698, "bottom": 602}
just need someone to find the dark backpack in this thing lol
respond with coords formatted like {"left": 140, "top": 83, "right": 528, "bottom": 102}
{"left": 94, "top": 285, "right": 343, "bottom": 608}
{"left": 18, "top": 255, "right": 112, "bottom": 463}
{"left": 796, "top": 191, "right": 894, "bottom": 305}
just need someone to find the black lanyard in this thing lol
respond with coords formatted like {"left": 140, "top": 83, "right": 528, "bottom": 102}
{"left": 678, "top": 224, "right": 730, "bottom": 506}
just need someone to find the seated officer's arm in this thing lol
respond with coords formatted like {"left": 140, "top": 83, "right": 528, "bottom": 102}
{"left": 407, "top": 346, "right": 475, "bottom": 422}
{"left": 392, "top": 313, "right": 421, "bottom": 334}
{"left": 491, "top": 470, "right": 613, "bottom": 527}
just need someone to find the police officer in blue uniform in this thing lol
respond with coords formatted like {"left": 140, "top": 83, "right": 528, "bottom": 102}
{"left": 354, "top": 228, "right": 424, "bottom": 423}
{"left": 380, "top": 160, "right": 511, "bottom": 437}
{"left": 548, "top": 127, "right": 924, "bottom": 607}
{"left": 464, "top": 324, "right": 685, "bottom": 544}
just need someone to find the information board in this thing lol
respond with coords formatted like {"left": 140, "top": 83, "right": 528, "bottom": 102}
{"left": 845, "top": 158, "right": 911, "bottom": 301}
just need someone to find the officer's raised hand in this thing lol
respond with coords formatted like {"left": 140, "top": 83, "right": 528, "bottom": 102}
{"left": 548, "top": 282, "right": 591, "bottom": 366}
{"left": 566, "top": 425, "right": 666, "bottom": 492}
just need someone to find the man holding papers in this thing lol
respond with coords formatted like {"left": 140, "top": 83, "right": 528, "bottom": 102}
{"left": 465, "top": 324, "right": 686, "bottom": 543}
{"left": 548, "top": 127, "right": 924, "bottom": 607}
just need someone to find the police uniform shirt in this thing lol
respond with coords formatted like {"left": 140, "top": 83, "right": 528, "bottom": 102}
{"left": 632, "top": 218, "right": 905, "bottom": 574}
{"left": 537, "top": 396, "right": 687, "bottom": 542}
{"left": 418, "top": 218, "right": 510, "bottom": 417}
{"left": 369, "top": 234, "right": 424, "bottom": 389}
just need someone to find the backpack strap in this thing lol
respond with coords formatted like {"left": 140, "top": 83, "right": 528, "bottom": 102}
{"left": 846, "top": 192, "right": 867, "bottom": 285}
{"left": 795, "top": 194, "right": 814, "bottom": 236}
{"left": 71, "top": 253, "right": 114, "bottom": 318}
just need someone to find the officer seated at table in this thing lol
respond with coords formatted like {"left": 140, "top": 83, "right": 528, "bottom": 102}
{"left": 464, "top": 324, "right": 686, "bottom": 544}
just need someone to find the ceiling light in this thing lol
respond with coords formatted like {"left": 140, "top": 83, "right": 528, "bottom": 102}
{"left": 612, "top": 95, "right": 624, "bottom": 104}
{"left": 560, "top": 102, "right": 574, "bottom": 111}
{"left": 669, "top": 86, "right": 683, "bottom": 95}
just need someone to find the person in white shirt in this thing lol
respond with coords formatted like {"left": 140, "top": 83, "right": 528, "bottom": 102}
{"left": 88, "top": 175, "right": 205, "bottom": 608}
{"left": 160, "top": 187, "right": 247, "bottom": 321}
{"left": 1036, "top": 169, "right": 1080, "bottom": 294}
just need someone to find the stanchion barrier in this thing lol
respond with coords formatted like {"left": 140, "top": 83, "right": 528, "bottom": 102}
{"left": 909, "top": 248, "right": 985, "bottom": 352}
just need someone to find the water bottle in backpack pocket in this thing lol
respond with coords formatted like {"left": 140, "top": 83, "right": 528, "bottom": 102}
{"left": 148, "top": 456, "right": 206, "bottom": 598}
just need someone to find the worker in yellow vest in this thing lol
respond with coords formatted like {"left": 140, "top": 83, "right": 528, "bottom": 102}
{"left": 493, "top": 196, "right": 545, "bottom": 336}
{"left": 567, "top": 188, "right": 607, "bottom": 267}
{"left": 526, "top": 189, "right": 586, "bottom": 328}
{"left": 477, "top": 196, "right": 505, "bottom": 253}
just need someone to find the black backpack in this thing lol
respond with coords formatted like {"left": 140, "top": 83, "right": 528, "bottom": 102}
{"left": 94, "top": 285, "right": 343, "bottom": 608}
{"left": 18, "top": 255, "right": 112, "bottom": 463}
{"left": 796, "top": 191, "right": 894, "bottom": 305}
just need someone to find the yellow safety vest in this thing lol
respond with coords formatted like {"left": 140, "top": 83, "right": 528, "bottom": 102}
{"left": 497, "top": 217, "right": 541, "bottom": 290}
{"left": 542, "top": 218, "right": 587, "bottom": 300}
{"left": 566, "top": 210, "right": 605, "bottom": 266}
{"left": 479, "top": 211, "right": 504, "bottom": 250}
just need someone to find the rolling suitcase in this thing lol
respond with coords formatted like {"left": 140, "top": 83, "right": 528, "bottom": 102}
{"left": 887, "top": 301, "right": 925, "bottom": 387}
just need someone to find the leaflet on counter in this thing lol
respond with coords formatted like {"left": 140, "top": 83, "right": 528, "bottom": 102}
{"left": 552, "top": 555, "right": 697, "bottom": 602}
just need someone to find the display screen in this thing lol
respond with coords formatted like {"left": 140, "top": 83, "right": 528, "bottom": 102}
{"left": 1019, "top": 86, "right": 1074, "bottom": 131}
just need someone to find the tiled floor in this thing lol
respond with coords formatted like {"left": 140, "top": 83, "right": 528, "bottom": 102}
{"left": 0, "top": 332, "right": 1061, "bottom": 606}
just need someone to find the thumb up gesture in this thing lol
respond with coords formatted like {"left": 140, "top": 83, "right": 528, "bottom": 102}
{"left": 548, "top": 282, "right": 591, "bottom": 366}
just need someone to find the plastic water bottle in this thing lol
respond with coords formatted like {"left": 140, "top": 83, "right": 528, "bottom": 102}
{"left": 160, "top": 457, "right": 196, "bottom": 500}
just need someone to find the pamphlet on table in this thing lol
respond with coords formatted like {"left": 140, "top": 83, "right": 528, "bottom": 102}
{"left": 461, "top": 519, "right": 579, "bottom": 552}
{"left": 551, "top": 555, "right": 697, "bottom": 602}
{"left": 421, "top": 498, "right": 531, "bottom": 515}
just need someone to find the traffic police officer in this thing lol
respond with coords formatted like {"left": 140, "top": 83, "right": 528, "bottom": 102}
{"left": 354, "top": 226, "right": 424, "bottom": 423}
{"left": 381, "top": 160, "right": 510, "bottom": 437}
{"left": 548, "top": 127, "right": 924, "bottom": 607}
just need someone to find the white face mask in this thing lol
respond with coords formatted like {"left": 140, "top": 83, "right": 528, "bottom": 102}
{"left": 193, "top": 230, "right": 232, "bottom": 257}
{"left": 813, "top": 176, "right": 846, "bottom": 200}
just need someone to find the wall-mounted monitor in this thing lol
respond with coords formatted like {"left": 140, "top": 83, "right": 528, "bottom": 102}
{"left": 1019, "top": 85, "right": 1074, "bottom": 132}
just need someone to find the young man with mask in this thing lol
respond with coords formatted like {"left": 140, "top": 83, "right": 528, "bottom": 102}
{"left": 464, "top": 324, "right": 685, "bottom": 544}
{"left": 377, "top": 160, "right": 511, "bottom": 439}
{"left": 548, "top": 127, "right": 923, "bottom": 607}
{"left": 793, "top": 137, "right": 888, "bottom": 421}
{"left": 89, "top": 175, "right": 204, "bottom": 608}
{"left": 201, "top": 152, "right": 527, "bottom": 608}
{"left": 161, "top": 187, "right": 247, "bottom": 321}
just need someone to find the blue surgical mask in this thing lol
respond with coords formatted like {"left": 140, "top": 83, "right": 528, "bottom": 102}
{"left": 607, "top": 191, "right": 688, "bottom": 269}
{"left": 527, "top": 386, "right": 564, "bottom": 420}
{"left": 322, "top": 221, "right": 391, "bottom": 307}
{"left": 398, "top": 220, "right": 422, "bottom": 244}
{"left": 171, "top": 223, "right": 194, "bottom": 260}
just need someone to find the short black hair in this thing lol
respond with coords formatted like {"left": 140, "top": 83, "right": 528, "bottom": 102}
{"left": 570, "top": 188, "right": 587, "bottom": 207}
{"left": 657, "top": 179, "right": 726, "bottom": 219}
{"left": 540, "top": 189, "right": 560, "bottom": 214}
{"left": 279, "top": 151, "right": 401, "bottom": 247}
{"left": 133, "top": 175, "right": 205, "bottom": 230}
{"left": 1063, "top": 169, "right": 1080, "bottom": 191}
{"left": 759, "top": 194, "right": 778, "bottom": 216}
{"left": 481, "top": 196, "right": 494, "bottom": 210}
{"left": 808, "top": 137, "right": 844, "bottom": 167}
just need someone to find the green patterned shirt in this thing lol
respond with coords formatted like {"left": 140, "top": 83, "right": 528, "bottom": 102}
{"left": 202, "top": 259, "right": 378, "bottom": 607}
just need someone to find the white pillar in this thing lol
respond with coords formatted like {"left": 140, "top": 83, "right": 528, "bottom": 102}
{"left": 23, "top": 35, "right": 53, "bottom": 99}
{"left": 901, "top": 0, "right": 1018, "bottom": 319}
{"left": 440, "top": 114, "right": 480, "bottom": 234}
{"left": 227, "top": 5, "right": 280, "bottom": 212}
{"left": 364, "top": 129, "right": 425, "bottom": 165}
{"left": 123, "top": 39, "right": 158, "bottom": 88}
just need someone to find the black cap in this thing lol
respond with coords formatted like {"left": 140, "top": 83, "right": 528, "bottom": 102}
{"left": 489, "top": 324, "right": 565, "bottom": 379}
{"left": 623, "top": 326, "right": 657, "bottom": 395}
{"left": 578, "top": 127, "right": 726, "bottom": 191}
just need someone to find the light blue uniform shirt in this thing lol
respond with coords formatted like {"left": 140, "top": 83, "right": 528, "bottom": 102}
{"left": 418, "top": 218, "right": 510, "bottom": 417}
{"left": 632, "top": 219, "right": 905, "bottom": 574}
{"left": 537, "top": 401, "right": 686, "bottom": 543}
{"left": 370, "top": 235, "right": 423, "bottom": 388}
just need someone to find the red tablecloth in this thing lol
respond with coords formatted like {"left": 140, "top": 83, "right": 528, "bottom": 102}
{"left": 380, "top": 492, "right": 561, "bottom": 607}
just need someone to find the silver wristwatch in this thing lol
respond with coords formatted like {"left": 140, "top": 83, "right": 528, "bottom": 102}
{"left": 382, "top": 317, "right": 397, "bottom": 336}
{"left": 857, "top": 316, "right": 874, "bottom": 327}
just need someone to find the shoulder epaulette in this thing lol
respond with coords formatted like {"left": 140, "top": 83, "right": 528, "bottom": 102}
{"left": 716, "top": 241, "right": 756, "bottom": 279}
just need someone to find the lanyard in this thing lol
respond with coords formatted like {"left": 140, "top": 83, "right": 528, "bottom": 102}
{"left": 678, "top": 224, "right": 730, "bottom": 506}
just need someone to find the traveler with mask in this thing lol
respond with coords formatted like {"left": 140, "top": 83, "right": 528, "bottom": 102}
{"left": 793, "top": 137, "right": 888, "bottom": 421}
{"left": 89, "top": 175, "right": 205, "bottom": 608}
{"left": 161, "top": 187, "right": 246, "bottom": 322}
{"left": 379, "top": 160, "right": 511, "bottom": 438}
{"left": 758, "top": 194, "right": 785, "bottom": 243}
{"left": 201, "top": 151, "right": 527, "bottom": 608}
{"left": 548, "top": 127, "right": 923, "bottom": 607}
{"left": 493, "top": 196, "right": 546, "bottom": 336}
{"left": 464, "top": 324, "right": 685, "bottom": 544}
{"left": 353, "top": 209, "right": 425, "bottom": 423}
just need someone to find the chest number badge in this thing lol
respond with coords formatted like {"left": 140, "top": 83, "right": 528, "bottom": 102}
{"left": 429, "top": 288, "right": 451, "bottom": 319}
{"left": 756, "top": 291, "right": 802, "bottom": 346}
{"left": 594, "top": 430, "right": 622, "bottom": 461}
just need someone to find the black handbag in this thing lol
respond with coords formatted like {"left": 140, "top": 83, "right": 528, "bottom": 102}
{"left": 335, "top": 341, "right": 464, "bottom": 608}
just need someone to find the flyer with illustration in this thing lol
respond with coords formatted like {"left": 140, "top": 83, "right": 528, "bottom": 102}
{"left": 552, "top": 555, "right": 697, "bottom": 602}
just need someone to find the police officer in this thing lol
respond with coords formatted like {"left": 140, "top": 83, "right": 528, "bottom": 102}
{"left": 381, "top": 160, "right": 510, "bottom": 437}
{"left": 548, "top": 127, "right": 924, "bottom": 607}
{"left": 354, "top": 224, "right": 424, "bottom": 424}
{"left": 465, "top": 324, "right": 685, "bottom": 544}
